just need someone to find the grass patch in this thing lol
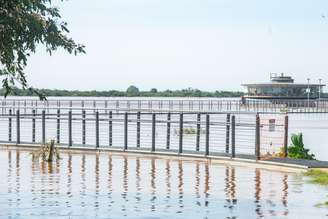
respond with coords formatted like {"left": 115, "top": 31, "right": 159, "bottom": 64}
{"left": 304, "top": 169, "right": 328, "bottom": 186}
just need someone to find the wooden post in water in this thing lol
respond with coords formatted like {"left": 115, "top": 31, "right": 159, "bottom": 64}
{"left": 196, "top": 113, "right": 201, "bottom": 151}
{"left": 68, "top": 111, "right": 72, "bottom": 147}
{"left": 205, "top": 114, "right": 210, "bottom": 156}
{"left": 283, "top": 114, "right": 289, "bottom": 158}
{"left": 225, "top": 113, "right": 231, "bottom": 153}
{"left": 16, "top": 110, "right": 20, "bottom": 144}
{"left": 32, "top": 109, "right": 36, "bottom": 143}
{"left": 166, "top": 113, "right": 171, "bottom": 149}
{"left": 179, "top": 113, "right": 183, "bottom": 154}
{"left": 109, "top": 111, "right": 112, "bottom": 147}
{"left": 8, "top": 109, "right": 12, "bottom": 142}
{"left": 255, "top": 113, "right": 260, "bottom": 160}
{"left": 42, "top": 110, "right": 46, "bottom": 144}
{"left": 124, "top": 112, "right": 128, "bottom": 150}
{"left": 95, "top": 111, "right": 99, "bottom": 148}
{"left": 136, "top": 112, "right": 141, "bottom": 148}
{"left": 231, "top": 115, "right": 235, "bottom": 158}
{"left": 151, "top": 113, "right": 156, "bottom": 152}
{"left": 82, "top": 110, "right": 86, "bottom": 145}
{"left": 56, "top": 109, "right": 60, "bottom": 144}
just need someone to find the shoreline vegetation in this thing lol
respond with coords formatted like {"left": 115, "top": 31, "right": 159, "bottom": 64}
{"left": 2, "top": 86, "right": 244, "bottom": 98}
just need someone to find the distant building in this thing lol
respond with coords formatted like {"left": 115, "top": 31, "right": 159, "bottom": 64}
{"left": 242, "top": 73, "right": 325, "bottom": 100}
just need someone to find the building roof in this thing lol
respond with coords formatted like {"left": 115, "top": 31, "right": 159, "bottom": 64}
{"left": 241, "top": 83, "right": 325, "bottom": 87}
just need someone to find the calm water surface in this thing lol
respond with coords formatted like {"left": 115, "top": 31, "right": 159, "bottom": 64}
{"left": 0, "top": 149, "right": 328, "bottom": 219}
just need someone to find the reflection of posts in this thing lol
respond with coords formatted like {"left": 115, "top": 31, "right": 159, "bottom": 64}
{"left": 204, "top": 163, "right": 210, "bottom": 207}
{"left": 224, "top": 166, "right": 237, "bottom": 211}
{"left": 282, "top": 174, "right": 289, "bottom": 216}
{"left": 254, "top": 169, "right": 263, "bottom": 217}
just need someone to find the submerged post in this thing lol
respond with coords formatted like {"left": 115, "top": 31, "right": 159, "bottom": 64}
{"left": 8, "top": 109, "right": 12, "bottom": 142}
{"left": 42, "top": 110, "right": 46, "bottom": 144}
{"left": 196, "top": 113, "right": 201, "bottom": 151}
{"left": 225, "top": 113, "right": 231, "bottom": 153}
{"left": 179, "top": 113, "right": 183, "bottom": 154}
{"left": 82, "top": 110, "right": 86, "bottom": 145}
{"left": 136, "top": 112, "right": 141, "bottom": 148}
{"left": 205, "top": 114, "right": 210, "bottom": 156}
{"left": 231, "top": 115, "right": 236, "bottom": 158}
{"left": 56, "top": 109, "right": 60, "bottom": 144}
{"left": 68, "top": 111, "right": 72, "bottom": 147}
{"left": 95, "top": 111, "right": 99, "bottom": 148}
{"left": 255, "top": 113, "right": 260, "bottom": 160}
{"left": 124, "top": 112, "right": 128, "bottom": 150}
{"left": 32, "top": 109, "right": 36, "bottom": 143}
{"left": 151, "top": 113, "right": 156, "bottom": 152}
{"left": 16, "top": 110, "right": 20, "bottom": 144}
{"left": 109, "top": 111, "right": 112, "bottom": 147}
{"left": 283, "top": 114, "right": 289, "bottom": 158}
{"left": 166, "top": 113, "right": 171, "bottom": 149}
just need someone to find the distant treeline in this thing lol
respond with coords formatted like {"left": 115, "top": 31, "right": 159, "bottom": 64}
{"left": 1, "top": 86, "right": 244, "bottom": 98}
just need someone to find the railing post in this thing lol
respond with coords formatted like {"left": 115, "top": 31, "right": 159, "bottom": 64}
{"left": 179, "top": 113, "right": 183, "bottom": 154}
{"left": 124, "top": 112, "right": 128, "bottom": 150}
{"left": 196, "top": 113, "right": 201, "bottom": 151}
{"left": 42, "top": 110, "right": 46, "bottom": 144}
{"left": 225, "top": 113, "right": 231, "bottom": 154}
{"left": 68, "top": 111, "right": 72, "bottom": 147}
{"left": 283, "top": 114, "right": 289, "bottom": 158}
{"left": 205, "top": 114, "right": 210, "bottom": 156}
{"left": 109, "top": 111, "right": 112, "bottom": 147}
{"left": 151, "top": 113, "right": 156, "bottom": 152}
{"left": 136, "top": 112, "right": 141, "bottom": 148}
{"left": 56, "top": 109, "right": 60, "bottom": 144}
{"left": 255, "top": 113, "right": 260, "bottom": 160}
{"left": 166, "top": 113, "right": 171, "bottom": 149}
{"left": 95, "top": 111, "right": 99, "bottom": 148}
{"left": 82, "top": 110, "right": 86, "bottom": 145}
{"left": 32, "top": 109, "right": 36, "bottom": 143}
{"left": 8, "top": 109, "right": 12, "bottom": 142}
{"left": 231, "top": 115, "right": 235, "bottom": 158}
{"left": 16, "top": 110, "right": 20, "bottom": 144}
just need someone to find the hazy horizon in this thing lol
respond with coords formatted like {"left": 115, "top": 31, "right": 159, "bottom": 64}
{"left": 25, "top": 0, "right": 328, "bottom": 92}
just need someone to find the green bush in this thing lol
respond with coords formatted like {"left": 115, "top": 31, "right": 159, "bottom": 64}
{"left": 287, "top": 133, "right": 315, "bottom": 160}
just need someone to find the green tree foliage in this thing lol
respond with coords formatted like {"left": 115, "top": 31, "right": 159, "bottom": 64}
{"left": 0, "top": 86, "right": 244, "bottom": 97}
{"left": 126, "top": 85, "right": 140, "bottom": 96}
{"left": 288, "top": 133, "right": 315, "bottom": 160}
{"left": 0, "top": 0, "right": 85, "bottom": 99}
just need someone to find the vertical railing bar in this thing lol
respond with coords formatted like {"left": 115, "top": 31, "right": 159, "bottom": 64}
{"left": 109, "top": 111, "right": 112, "bottom": 147}
{"left": 8, "top": 109, "right": 12, "bottom": 142}
{"left": 32, "top": 109, "right": 36, "bottom": 143}
{"left": 95, "top": 111, "right": 99, "bottom": 148}
{"left": 136, "top": 112, "right": 141, "bottom": 148}
{"left": 56, "top": 109, "right": 60, "bottom": 144}
{"left": 124, "top": 112, "right": 128, "bottom": 150}
{"left": 231, "top": 115, "right": 235, "bottom": 158}
{"left": 166, "top": 113, "right": 171, "bottom": 149}
{"left": 16, "top": 110, "right": 20, "bottom": 144}
{"left": 205, "top": 114, "right": 209, "bottom": 156}
{"left": 196, "top": 113, "right": 201, "bottom": 152}
{"left": 179, "top": 113, "right": 183, "bottom": 154}
{"left": 82, "top": 110, "right": 86, "bottom": 145}
{"left": 42, "top": 110, "right": 46, "bottom": 144}
{"left": 151, "top": 113, "right": 156, "bottom": 152}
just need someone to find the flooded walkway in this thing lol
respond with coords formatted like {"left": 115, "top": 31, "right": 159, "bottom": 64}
{"left": 0, "top": 149, "right": 328, "bottom": 219}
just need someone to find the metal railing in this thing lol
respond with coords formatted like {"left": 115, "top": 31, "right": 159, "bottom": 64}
{"left": 0, "top": 109, "right": 289, "bottom": 160}
{"left": 0, "top": 98, "right": 327, "bottom": 114}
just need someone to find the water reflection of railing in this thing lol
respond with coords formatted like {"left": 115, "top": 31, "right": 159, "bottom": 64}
{"left": 2, "top": 150, "right": 293, "bottom": 218}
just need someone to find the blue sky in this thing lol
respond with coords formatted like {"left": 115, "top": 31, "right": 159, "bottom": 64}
{"left": 26, "top": 0, "right": 328, "bottom": 91}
